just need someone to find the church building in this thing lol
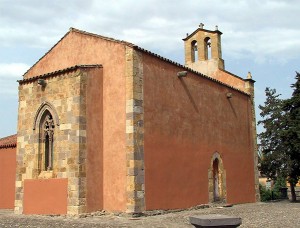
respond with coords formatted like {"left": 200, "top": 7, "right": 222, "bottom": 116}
{"left": 3, "top": 24, "right": 259, "bottom": 215}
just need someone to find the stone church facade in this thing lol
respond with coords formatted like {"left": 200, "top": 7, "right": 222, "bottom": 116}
{"left": 12, "top": 25, "right": 259, "bottom": 215}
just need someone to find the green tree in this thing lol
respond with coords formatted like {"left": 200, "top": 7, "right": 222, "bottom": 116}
{"left": 281, "top": 72, "right": 300, "bottom": 201}
{"left": 258, "top": 73, "right": 300, "bottom": 202}
{"left": 258, "top": 88, "right": 288, "bottom": 179}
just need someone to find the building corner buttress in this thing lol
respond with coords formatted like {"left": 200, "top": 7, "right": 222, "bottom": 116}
{"left": 245, "top": 72, "right": 260, "bottom": 202}
{"left": 125, "top": 46, "right": 145, "bottom": 215}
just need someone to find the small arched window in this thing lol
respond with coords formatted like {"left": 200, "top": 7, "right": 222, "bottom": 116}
{"left": 191, "top": 40, "right": 198, "bottom": 62}
{"left": 204, "top": 37, "right": 211, "bottom": 60}
{"left": 39, "top": 110, "right": 54, "bottom": 171}
{"left": 208, "top": 152, "right": 226, "bottom": 203}
{"left": 213, "top": 158, "right": 220, "bottom": 201}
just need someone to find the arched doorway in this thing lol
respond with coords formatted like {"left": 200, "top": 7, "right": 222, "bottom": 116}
{"left": 208, "top": 153, "right": 226, "bottom": 203}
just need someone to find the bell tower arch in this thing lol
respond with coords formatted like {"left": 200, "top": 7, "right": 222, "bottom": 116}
{"left": 183, "top": 23, "right": 224, "bottom": 76}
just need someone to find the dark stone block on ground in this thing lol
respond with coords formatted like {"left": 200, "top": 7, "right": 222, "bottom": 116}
{"left": 189, "top": 214, "right": 242, "bottom": 227}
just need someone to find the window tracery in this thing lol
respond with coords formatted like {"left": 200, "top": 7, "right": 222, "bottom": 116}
{"left": 41, "top": 113, "right": 54, "bottom": 170}
{"left": 33, "top": 102, "right": 59, "bottom": 175}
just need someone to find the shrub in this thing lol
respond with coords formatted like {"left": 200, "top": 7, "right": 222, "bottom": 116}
{"left": 273, "top": 176, "right": 287, "bottom": 199}
{"left": 260, "top": 176, "right": 287, "bottom": 201}
{"left": 260, "top": 184, "right": 272, "bottom": 201}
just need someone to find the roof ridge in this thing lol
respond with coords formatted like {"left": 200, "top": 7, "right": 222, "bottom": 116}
{"left": 22, "top": 27, "right": 136, "bottom": 78}
{"left": 22, "top": 30, "right": 72, "bottom": 77}
{"left": 69, "top": 27, "right": 135, "bottom": 46}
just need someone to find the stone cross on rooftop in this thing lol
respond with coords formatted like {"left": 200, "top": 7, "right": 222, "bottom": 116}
{"left": 247, "top": 72, "right": 252, "bottom": 79}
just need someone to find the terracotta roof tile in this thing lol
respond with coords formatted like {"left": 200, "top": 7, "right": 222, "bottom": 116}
{"left": 0, "top": 134, "right": 17, "bottom": 148}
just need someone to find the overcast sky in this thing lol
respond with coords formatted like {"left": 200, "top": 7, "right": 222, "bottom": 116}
{"left": 0, "top": 0, "right": 299, "bottom": 137}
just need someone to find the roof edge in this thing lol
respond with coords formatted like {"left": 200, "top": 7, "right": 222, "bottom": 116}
{"left": 134, "top": 46, "right": 250, "bottom": 96}
{"left": 219, "top": 69, "right": 245, "bottom": 81}
{"left": 18, "top": 64, "right": 102, "bottom": 84}
{"left": 20, "top": 27, "right": 248, "bottom": 96}
{"left": 69, "top": 27, "right": 136, "bottom": 47}
{"left": 0, "top": 143, "right": 17, "bottom": 149}
{"left": 183, "top": 28, "right": 222, "bottom": 41}
{"left": 22, "top": 27, "right": 135, "bottom": 78}
{"left": 22, "top": 30, "right": 72, "bottom": 77}
{"left": 0, "top": 134, "right": 17, "bottom": 149}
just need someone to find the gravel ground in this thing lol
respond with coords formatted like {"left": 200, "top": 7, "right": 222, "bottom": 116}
{"left": 0, "top": 201, "right": 299, "bottom": 227}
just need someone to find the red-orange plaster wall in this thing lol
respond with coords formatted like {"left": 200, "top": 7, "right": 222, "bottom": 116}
{"left": 143, "top": 53, "right": 256, "bottom": 210}
{"left": 23, "top": 178, "right": 68, "bottom": 214}
{"left": 86, "top": 67, "right": 103, "bottom": 212}
{"left": 211, "top": 69, "right": 246, "bottom": 92}
{"left": 0, "top": 147, "right": 16, "bottom": 209}
{"left": 24, "top": 31, "right": 127, "bottom": 212}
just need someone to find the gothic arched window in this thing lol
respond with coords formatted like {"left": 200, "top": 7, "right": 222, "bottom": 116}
{"left": 39, "top": 110, "right": 55, "bottom": 171}
{"left": 33, "top": 102, "right": 59, "bottom": 173}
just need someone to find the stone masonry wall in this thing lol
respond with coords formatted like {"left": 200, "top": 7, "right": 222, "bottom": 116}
{"left": 15, "top": 67, "right": 93, "bottom": 214}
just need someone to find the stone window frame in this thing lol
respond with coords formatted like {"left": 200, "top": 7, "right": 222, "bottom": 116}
{"left": 33, "top": 101, "right": 59, "bottom": 174}
{"left": 208, "top": 152, "right": 227, "bottom": 203}
{"left": 40, "top": 111, "right": 54, "bottom": 170}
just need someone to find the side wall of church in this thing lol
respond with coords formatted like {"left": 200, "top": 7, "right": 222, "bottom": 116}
{"left": 211, "top": 70, "right": 246, "bottom": 92}
{"left": 21, "top": 31, "right": 128, "bottom": 212}
{"left": 0, "top": 147, "right": 16, "bottom": 209}
{"left": 85, "top": 67, "right": 104, "bottom": 212}
{"left": 142, "top": 53, "right": 256, "bottom": 210}
{"left": 15, "top": 68, "right": 92, "bottom": 214}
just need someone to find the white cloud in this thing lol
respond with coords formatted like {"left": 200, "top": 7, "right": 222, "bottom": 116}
{"left": 0, "top": 63, "right": 29, "bottom": 78}
{"left": 0, "top": 0, "right": 299, "bottom": 64}
{"left": 0, "top": 63, "right": 29, "bottom": 96}
{"left": 223, "top": 28, "right": 300, "bottom": 64}
{"left": 0, "top": 0, "right": 299, "bottom": 136}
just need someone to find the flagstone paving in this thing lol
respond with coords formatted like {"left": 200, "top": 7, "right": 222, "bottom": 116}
{"left": 0, "top": 201, "right": 299, "bottom": 227}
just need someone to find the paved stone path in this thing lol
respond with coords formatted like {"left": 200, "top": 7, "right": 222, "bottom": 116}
{"left": 1, "top": 201, "right": 299, "bottom": 227}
